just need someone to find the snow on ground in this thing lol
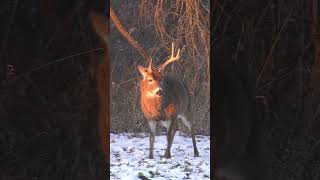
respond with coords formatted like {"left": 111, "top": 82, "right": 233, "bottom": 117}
{"left": 110, "top": 131, "right": 210, "bottom": 180}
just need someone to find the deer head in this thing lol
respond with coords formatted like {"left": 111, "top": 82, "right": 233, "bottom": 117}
{"left": 138, "top": 43, "right": 181, "bottom": 98}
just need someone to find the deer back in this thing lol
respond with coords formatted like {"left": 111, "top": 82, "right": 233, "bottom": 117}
{"left": 161, "top": 76, "right": 190, "bottom": 115}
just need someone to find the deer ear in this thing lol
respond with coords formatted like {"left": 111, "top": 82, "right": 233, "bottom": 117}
{"left": 138, "top": 65, "right": 147, "bottom": 78}
{"left": 154, "top": 69, "right": 162, "bottom": 78}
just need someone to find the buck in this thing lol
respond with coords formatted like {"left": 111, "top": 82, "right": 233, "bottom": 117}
{"left": 109, "top": 5, "right": 199, "bottom": 159}
{"left": 138, "top": 43, "right": 199, "bottom": 159}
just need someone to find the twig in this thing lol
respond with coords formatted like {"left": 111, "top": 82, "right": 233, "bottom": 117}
{"left": 256, "top": 8, "right": 293, "bottom": 89}
{"left": 8, "top": 48, "right": 104, "bottom": 82}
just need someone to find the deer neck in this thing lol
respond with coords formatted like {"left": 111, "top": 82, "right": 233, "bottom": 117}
{"left": 141, "top": 94, "right": 163, "bottom": 120}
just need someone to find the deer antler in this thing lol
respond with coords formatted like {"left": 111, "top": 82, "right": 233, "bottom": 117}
{"left": 158, "top": 43, "right": 181, "bottom": 72}
{"left": 148, "top": 58, "right": 153, "bottom": 71}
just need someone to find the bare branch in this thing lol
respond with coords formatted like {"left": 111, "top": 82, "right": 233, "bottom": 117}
{"left": 110, "top": 5, "right": 152, "bottom": 62}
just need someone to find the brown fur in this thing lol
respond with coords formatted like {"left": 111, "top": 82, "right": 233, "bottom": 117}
{"left": 139, "top": 72, "right": 163, "bottom": 120}
{"left": 141, "top": 95, "right": 162, "bottom": 120}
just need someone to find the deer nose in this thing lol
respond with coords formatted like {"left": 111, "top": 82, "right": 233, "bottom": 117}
{"left": 156, "top": 88, "right": 163, "bottom": 96}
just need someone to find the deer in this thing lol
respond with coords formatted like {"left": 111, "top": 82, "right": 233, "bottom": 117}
{"left": 109, "top": 5, "right": 199, "bottom": 159}
{"left": 212, "top": 58, "right": 271, "bottom": 180}
{"left": 137, "top": 43, "right": 199, "bottom": 159}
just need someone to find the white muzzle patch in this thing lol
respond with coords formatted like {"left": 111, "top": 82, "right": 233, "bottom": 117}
{"left": 146, "top": 87, "right": 163, "bottom": 97}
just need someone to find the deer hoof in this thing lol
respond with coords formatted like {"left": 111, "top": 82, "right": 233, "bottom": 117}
{"left": 164, "top": 151, "right": 171, "bottom": 158}
{"left": 194, "top": 151, "right": 200, "bottom": 157}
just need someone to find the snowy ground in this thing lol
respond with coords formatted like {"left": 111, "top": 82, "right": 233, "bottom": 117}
{"left": 110, "top": 132, "right": 210, "bottom": 180}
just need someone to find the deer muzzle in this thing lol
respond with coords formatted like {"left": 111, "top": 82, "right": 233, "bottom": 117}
{"left": 155, "top": 88, "right": 163, "bottom": 96}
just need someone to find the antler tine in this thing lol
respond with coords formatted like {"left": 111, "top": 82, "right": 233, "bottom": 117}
{"left": 147, "top": 58, "right": 153, "bottom": 71}
{"left": 158, "top": 42, "right": 181, "bottom": 72}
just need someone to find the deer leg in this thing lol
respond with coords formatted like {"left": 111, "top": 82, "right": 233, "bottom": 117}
{"left": 190, "top": 126, "right": 199, "bottom": 157}
{"left": 164, "top": 118, "right": 177, "bottom": 158}
{"left": 165, "top": 122, "right": 178, "bottom": 158}
{"left": 148, "top": 121, "right": 157, "bottom": 159}
{"left": 179, "top": 115, "right": 199, "bottom": 157}
{"left": 164, "top": 131, "right": 171, "bottom": 158}
{"left": 149, "top": 132, "right": 155, "bottom": 159}
{"left": 170, "top": 122, "right": 178, "bottom": 144}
